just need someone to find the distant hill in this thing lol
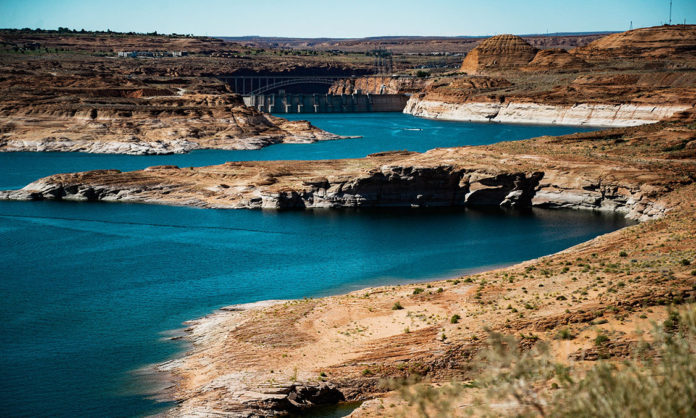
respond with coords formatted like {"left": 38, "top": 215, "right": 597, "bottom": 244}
{"left": 217, "top": 32, "right": 619, "bottom": 54}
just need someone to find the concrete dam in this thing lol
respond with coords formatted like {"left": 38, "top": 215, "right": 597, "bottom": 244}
{"left": 243, "top": 93, "right": 409, "bottom": 114}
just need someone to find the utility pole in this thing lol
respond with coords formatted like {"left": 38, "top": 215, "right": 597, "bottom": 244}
{"left": 630, "top": 20, "right": 633, "bottom": 30}
{"left": 669, "top": 0, "right": 672, "bottom": 25}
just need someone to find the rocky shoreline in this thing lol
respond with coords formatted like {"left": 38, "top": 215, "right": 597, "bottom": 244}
{"left": 152, "top": 186, "right": 696, "bottom": 417}
{"left": 0, "top": 96, "right": 345, "bottom": 155}
{"left": 3, "top": 110, "right": 689, "bottom": 222}
{"left": 403, "top": 97, "right": 692, "bottom": 127}
{"left": 0, "top": 131, "right": 349, "bottom": 155}
{"left": 0, "top": 157, "right": 670, "bottom": 221}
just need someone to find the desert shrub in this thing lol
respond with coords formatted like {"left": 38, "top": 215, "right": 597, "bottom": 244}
{"left": 594, "top": 333, "right": 610, "bottom": 346}
{"left": 389, "top": 306, "right": 696, "bottom": 417}
{"left": 556, "top": 328, "right": 574, "bottom": 340}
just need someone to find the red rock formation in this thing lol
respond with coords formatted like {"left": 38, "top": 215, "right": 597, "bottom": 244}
{"left": 460, "top": 34, "right": 538, "bottom": 74}
{"left": 572, "top": 24, "right": 696, "bottom": 61}
{"left": 523, "top": 48, "right": 588, "bottom": 72}
{"left": 328, "top": 76, "right": 428, "bottom": 95}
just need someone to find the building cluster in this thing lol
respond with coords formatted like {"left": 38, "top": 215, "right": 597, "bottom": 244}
{"left": 117, "top": 51, "right": 188, "bottom": 58}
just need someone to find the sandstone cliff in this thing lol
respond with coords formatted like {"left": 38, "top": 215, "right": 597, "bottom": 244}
{"left": 404, "top": 26, "right": 696, "bottom": 125}
{"left": 404, "top": 98, "right": 691, "bottom": 127}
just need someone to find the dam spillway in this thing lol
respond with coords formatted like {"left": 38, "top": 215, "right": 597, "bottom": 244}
{"left": 243, "top": 93, "right": 409, "bottom": 114}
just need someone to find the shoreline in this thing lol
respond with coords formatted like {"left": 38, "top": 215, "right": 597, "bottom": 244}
{"left": 122, "top": 110, "right": 694, "bottom": 415}
{"left": 149, "top": 222, "right": 634, "bottom": 415}
{"left": 403, "top": 97, "right": 692, "bottom": 128}
{"left": 0, "top": 132, "right": 356, "bottom": 156}
{"left": 150, "top": 194, "right": 696, "bottom": 416}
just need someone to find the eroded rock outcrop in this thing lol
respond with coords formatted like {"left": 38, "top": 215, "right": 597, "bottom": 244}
{"left": 328, "top": 76, "right": 429, "bottom": 95}
{"left": 0, "top": 75, "right": 343, "bottom": 154}
{"left": 523, "top": 48, "right": 589, "bottom": 72}
{"left": 571, "top": 24, "right": 696, "bottom": 61}
{"left": 460, "top": 34, "right": 538, "bottom": 74}
{"left": 404, "top": 26, "right": 696, "bottom": 126}
{"left": 5, "top": 110, "right": 694, "bottom": 222}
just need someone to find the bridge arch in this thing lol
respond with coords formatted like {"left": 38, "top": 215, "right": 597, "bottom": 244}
{"left": 250, "top": 78, "right": 339, "bottom": 95}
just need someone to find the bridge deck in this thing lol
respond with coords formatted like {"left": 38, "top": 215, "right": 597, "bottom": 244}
{"left": 217, "top": 75, "right": 414, "bottom": 95}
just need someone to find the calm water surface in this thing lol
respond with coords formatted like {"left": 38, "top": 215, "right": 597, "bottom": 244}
{"left": 0, "top": 114, "right": 616, "bottom": 417}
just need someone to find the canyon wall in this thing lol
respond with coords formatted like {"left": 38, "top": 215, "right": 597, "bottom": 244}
{"left": 328, "top": 76, "right": 429, "bottom": 95}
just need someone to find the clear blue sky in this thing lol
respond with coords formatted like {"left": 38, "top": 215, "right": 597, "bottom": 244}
{"left": 1, "top": 0, "right": 695, "bottom": 37}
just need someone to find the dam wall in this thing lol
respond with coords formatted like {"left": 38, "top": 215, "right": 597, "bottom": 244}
{"left": 243, "top": 93, "right": 409, "bottom": 114}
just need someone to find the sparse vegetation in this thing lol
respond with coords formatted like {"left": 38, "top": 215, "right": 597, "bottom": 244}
{"left": 394, "top": 307, "right": 696, "bottom": 417}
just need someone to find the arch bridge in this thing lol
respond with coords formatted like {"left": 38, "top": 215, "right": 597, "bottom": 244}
{"left": 217, "top": 75, "right": 352, "bottom": 95}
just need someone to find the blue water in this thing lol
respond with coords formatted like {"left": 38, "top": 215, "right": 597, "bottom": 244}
{"left": 0, "top": 114, "right": 614, "bottom": 417}
{"left": 0, "top": 113, "right": 594, "bottom": 190}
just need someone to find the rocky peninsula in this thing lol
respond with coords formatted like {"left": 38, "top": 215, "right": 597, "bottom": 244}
{"left": 0, "top": 31, "right": 364, "bottom": 155}
{"left": 0, "top": 70, "right": 342, "bottom": 155}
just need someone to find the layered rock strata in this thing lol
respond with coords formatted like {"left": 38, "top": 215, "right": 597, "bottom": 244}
{"left": 571, "top": 24, "right": 696, "bottom": 61}
{"left": 403, "top": 98, "right": 691, "bottom": 127}
{"left": 328, "top": 76, "right": 429, "bottom": 95}
{"left": 522, "top": 48, "right": 588, "bottom": 72}
{"left": 460, "top": 34, "right": 538, "bottom": 74}
{"left": 0, "top": 78, "right": 343, "bottom": 155}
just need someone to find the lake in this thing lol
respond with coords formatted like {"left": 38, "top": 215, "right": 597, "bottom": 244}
{"left": 0, "top": 114, "right": 620, "bottom": 417}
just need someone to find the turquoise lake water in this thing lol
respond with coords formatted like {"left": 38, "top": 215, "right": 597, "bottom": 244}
{"left": 0, "top": 114, "right": 623, "bottom": 417}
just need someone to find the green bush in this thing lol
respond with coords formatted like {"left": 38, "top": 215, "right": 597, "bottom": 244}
{"left": 556, "top": 328, "right": 574, "bottom": 340}
{"left": 594, "top": 334, "right": 610, "bottom": 346}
